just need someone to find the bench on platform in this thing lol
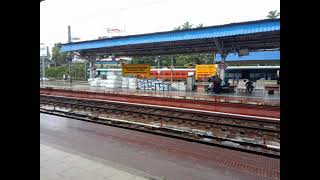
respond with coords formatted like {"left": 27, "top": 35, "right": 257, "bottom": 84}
{"left": 256, "top": 80, "right": 279, "bottom": 94}
{"left": 235, "top": 79, "right": 249, "bottom": 93}
{"left": 235, "top": 79, "right": 279, "bottom": 94}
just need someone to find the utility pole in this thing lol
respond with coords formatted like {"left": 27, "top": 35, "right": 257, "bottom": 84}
{"left": 69, "top": 58, "right": 72, "bottom": 84}
{"left": 84, "top": 62, "right": 87, "bottom": 80}
{"left": 68, "top": 26, "right": 72, "bottom": 84}
{"left": 42, "top": 56, "right": 45, "bottom": 84}
{"left": 155, "top": 56, "right": 161, "bottom": 79}
{"left": 158, "top": 57, "right": 160, "bottom": 79}
{"left": 75, "top": 63, "right": 77, "bottom": 80}
{"left": 40, "top": 43, "right": 47, "bottom": 85}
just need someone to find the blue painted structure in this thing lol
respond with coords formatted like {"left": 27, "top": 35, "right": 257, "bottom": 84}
{"left": 96, "top": 61, "right": 119, "bottom": 64}
{"left": 215, "top": 51, "right": 280, "bottom": 62}
{"left": 61, "top": 19, "right": 280, "bottom": 53}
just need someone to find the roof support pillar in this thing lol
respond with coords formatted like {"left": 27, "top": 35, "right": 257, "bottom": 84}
{"left": 219, "top": 54, "right": 227, "bottom": 85}
{"left": 214, "top": 38, "right": 228, "bottom": 85}
{"left": 87, "top": 56, "right": 96, "bottom": 79}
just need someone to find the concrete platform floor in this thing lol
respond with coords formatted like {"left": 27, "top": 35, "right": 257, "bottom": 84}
{"left": 40, "top": 143, "right": 150, "bottom": 180}
{"left": 40, "top": 113, "right": 279, "bottom": 180}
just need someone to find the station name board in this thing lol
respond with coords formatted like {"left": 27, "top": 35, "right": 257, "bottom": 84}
{"left": 195, "top": 64, "right": 217, "bottom": 80}
{"left": 122, "top": 64, "right": 150, "bottom": 78}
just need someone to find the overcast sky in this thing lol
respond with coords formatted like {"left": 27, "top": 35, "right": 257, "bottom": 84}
{"left": 40, "top": 0, "right": 280, "bottom": 50}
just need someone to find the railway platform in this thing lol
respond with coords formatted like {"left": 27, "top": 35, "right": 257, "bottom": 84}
{"left": 41, "top": 81, "right": 280, "bottom": 106}
{"left": 40, "top": 143, "right": 150, "bottom": 180}
{"left": 40, "top": 82, "right": 280, "bottom": 119}
{"left": 40, "top": 113, "right": 280, "bottom": 180}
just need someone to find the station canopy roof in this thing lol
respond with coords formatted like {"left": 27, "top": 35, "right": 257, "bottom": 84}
{"left": 215, "top": 51, "right": 280, "bottom": 62}
{"left": 61, "top": 19, "right": 280, "bottom": 57}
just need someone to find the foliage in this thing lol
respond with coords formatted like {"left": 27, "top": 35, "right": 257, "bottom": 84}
{"left": 173, "top": 26, "right": 181, "bottom": 31}
{"left": 267, "top": 10, "right": 280, "bottom": 19}
{"left": 51, "top": 43, "right": 68, "bottom": 66}
{"left": 45, "top": 65, "right": 68, "bottom": 79}
{"left": 174, "top": 21, "right": 204, "bottom": 30}
{"left": 181, "top": 21, "right": 193, "bottom": 29}
{"left": 45, "top": 62, "right": 87, "bottom": 80}
{"left": 174, "top": 21, "right": 193, "bottom": 30}
{"left": 131, "top": 53, "right": 214, "bottom": 68}
{"left": 197, "top": 23, "right": 204, "bottom": 28}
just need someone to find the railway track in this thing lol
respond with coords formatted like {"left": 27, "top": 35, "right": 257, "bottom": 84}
{"left": 40, "top": 87, "right": 280, "bottom": 118}
{"left": 40, "top": 95, "right": 280, "bottom": 158}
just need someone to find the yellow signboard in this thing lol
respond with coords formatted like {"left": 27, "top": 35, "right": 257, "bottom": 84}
{"left": 195, "top": 64, "right": 217, "bottom": 80}
{"left": 122, "top": 64, "right": 150, "bottom": 78}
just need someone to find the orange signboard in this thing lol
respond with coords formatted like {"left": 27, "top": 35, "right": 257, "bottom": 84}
{"left": 122, "top": 64, "right": 150, "bottom": 78}
{"left": 195, "top": 64, "right": 217, "bottom": 80}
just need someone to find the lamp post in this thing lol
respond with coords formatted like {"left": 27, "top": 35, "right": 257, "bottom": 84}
{"left": 155, "top": 56, "right": 160, "bottom": 79}
{"left": 84, "top": 62, "right": 87, "bottom": 80}
{"left": 40, "top": 43, "right": 47, "bottom": 85}
{"left": 41, "top": 55, "right": 45, "bottom": 85}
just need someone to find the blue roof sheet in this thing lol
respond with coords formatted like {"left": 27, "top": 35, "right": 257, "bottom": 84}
{"left": 215, "top": 51, "right": 280, "bottom": 61}
{"left": 61, "top": 19, "right": 280, "bottom": 52}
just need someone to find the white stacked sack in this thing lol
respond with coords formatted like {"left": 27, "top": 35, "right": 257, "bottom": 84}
{"left": 88, "top": 77, "right": 101, "bottom": 87}
{"left": 121, "top": 77, "right": 130, "bottom": 89}
{"left": 100, "top": 75, "right": 122, "bottom": 88}
{"left": 137, "top": 79, "right": 150, "bottom": 90}
{"left": 157, "top": 83, "right": 170, "bottom": 91}
{"left": 128, "top": 78, "right": 138, "bottom": 89}
{"left": 106, "top": 71, "right": 121, "bottom": 76}
{"left": 171, "top": 82, "right": 187, "bottom": 91}
{"left": 137, "top": 79, "right": 169, "bottom": 91}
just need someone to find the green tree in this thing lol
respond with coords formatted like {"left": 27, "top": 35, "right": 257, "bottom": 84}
{"left": 51, "top": 43, "right": 67, "bottom": 66}
{"left": 181, "top": 21, "right": 193, "bottom": 30}
{"left": 45, "top": 62, "right": 87, "bottom": 80}
{"left": 267, "top": 10, "right": 280, "bottom": 19}
{"left": 131, "top": 56, "right": 155, "bottom": 65}
{"left": 45, "top": 65, "right": 68, "bottom": 79}
{"left": 174, "top": 21, "right": 193, "bottom": 30}
{"left": 197, "top": 23, "right": 204, "bottom": 28}
{"left": 131, "top": 53, "right": 214, "bottom": 68}
{"left": 175, "top": 53, "right": 213, "bottom": 67}
{"left": 173, "top": 26, "right": 181, "bottom": 31}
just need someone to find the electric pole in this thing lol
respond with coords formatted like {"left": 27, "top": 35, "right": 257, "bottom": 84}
{"left": 68, "top": 25, "right": 72, "bottom": 84}
{"left": 42, "top": 56, "right": 45, "bottom": 84}
{"left": 84, "top": 62, "right": 87, "bottom": 80}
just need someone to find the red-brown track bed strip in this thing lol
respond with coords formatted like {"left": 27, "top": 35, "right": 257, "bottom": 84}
{"left": 40, "top": 87, "right": 280, "bottom": 119}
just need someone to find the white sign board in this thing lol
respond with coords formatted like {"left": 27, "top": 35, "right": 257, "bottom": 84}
{"left": 188, "top": 72, "right": 194, "bottom": 77}
{"left": 40, "top": 46, "right": 47, "bottom": 57}
{"left": 219, "top": 62, "right": 228, "bottom": 70}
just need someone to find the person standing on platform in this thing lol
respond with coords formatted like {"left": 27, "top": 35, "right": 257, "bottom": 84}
{"left": 207, "top": 76, "right": 215, "bottom": 92}
{"left": 213, "top": 76, "right": 221, "bottom": 94}
{"left": 245, "top": 79, "right": 254, "bottom": 94}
